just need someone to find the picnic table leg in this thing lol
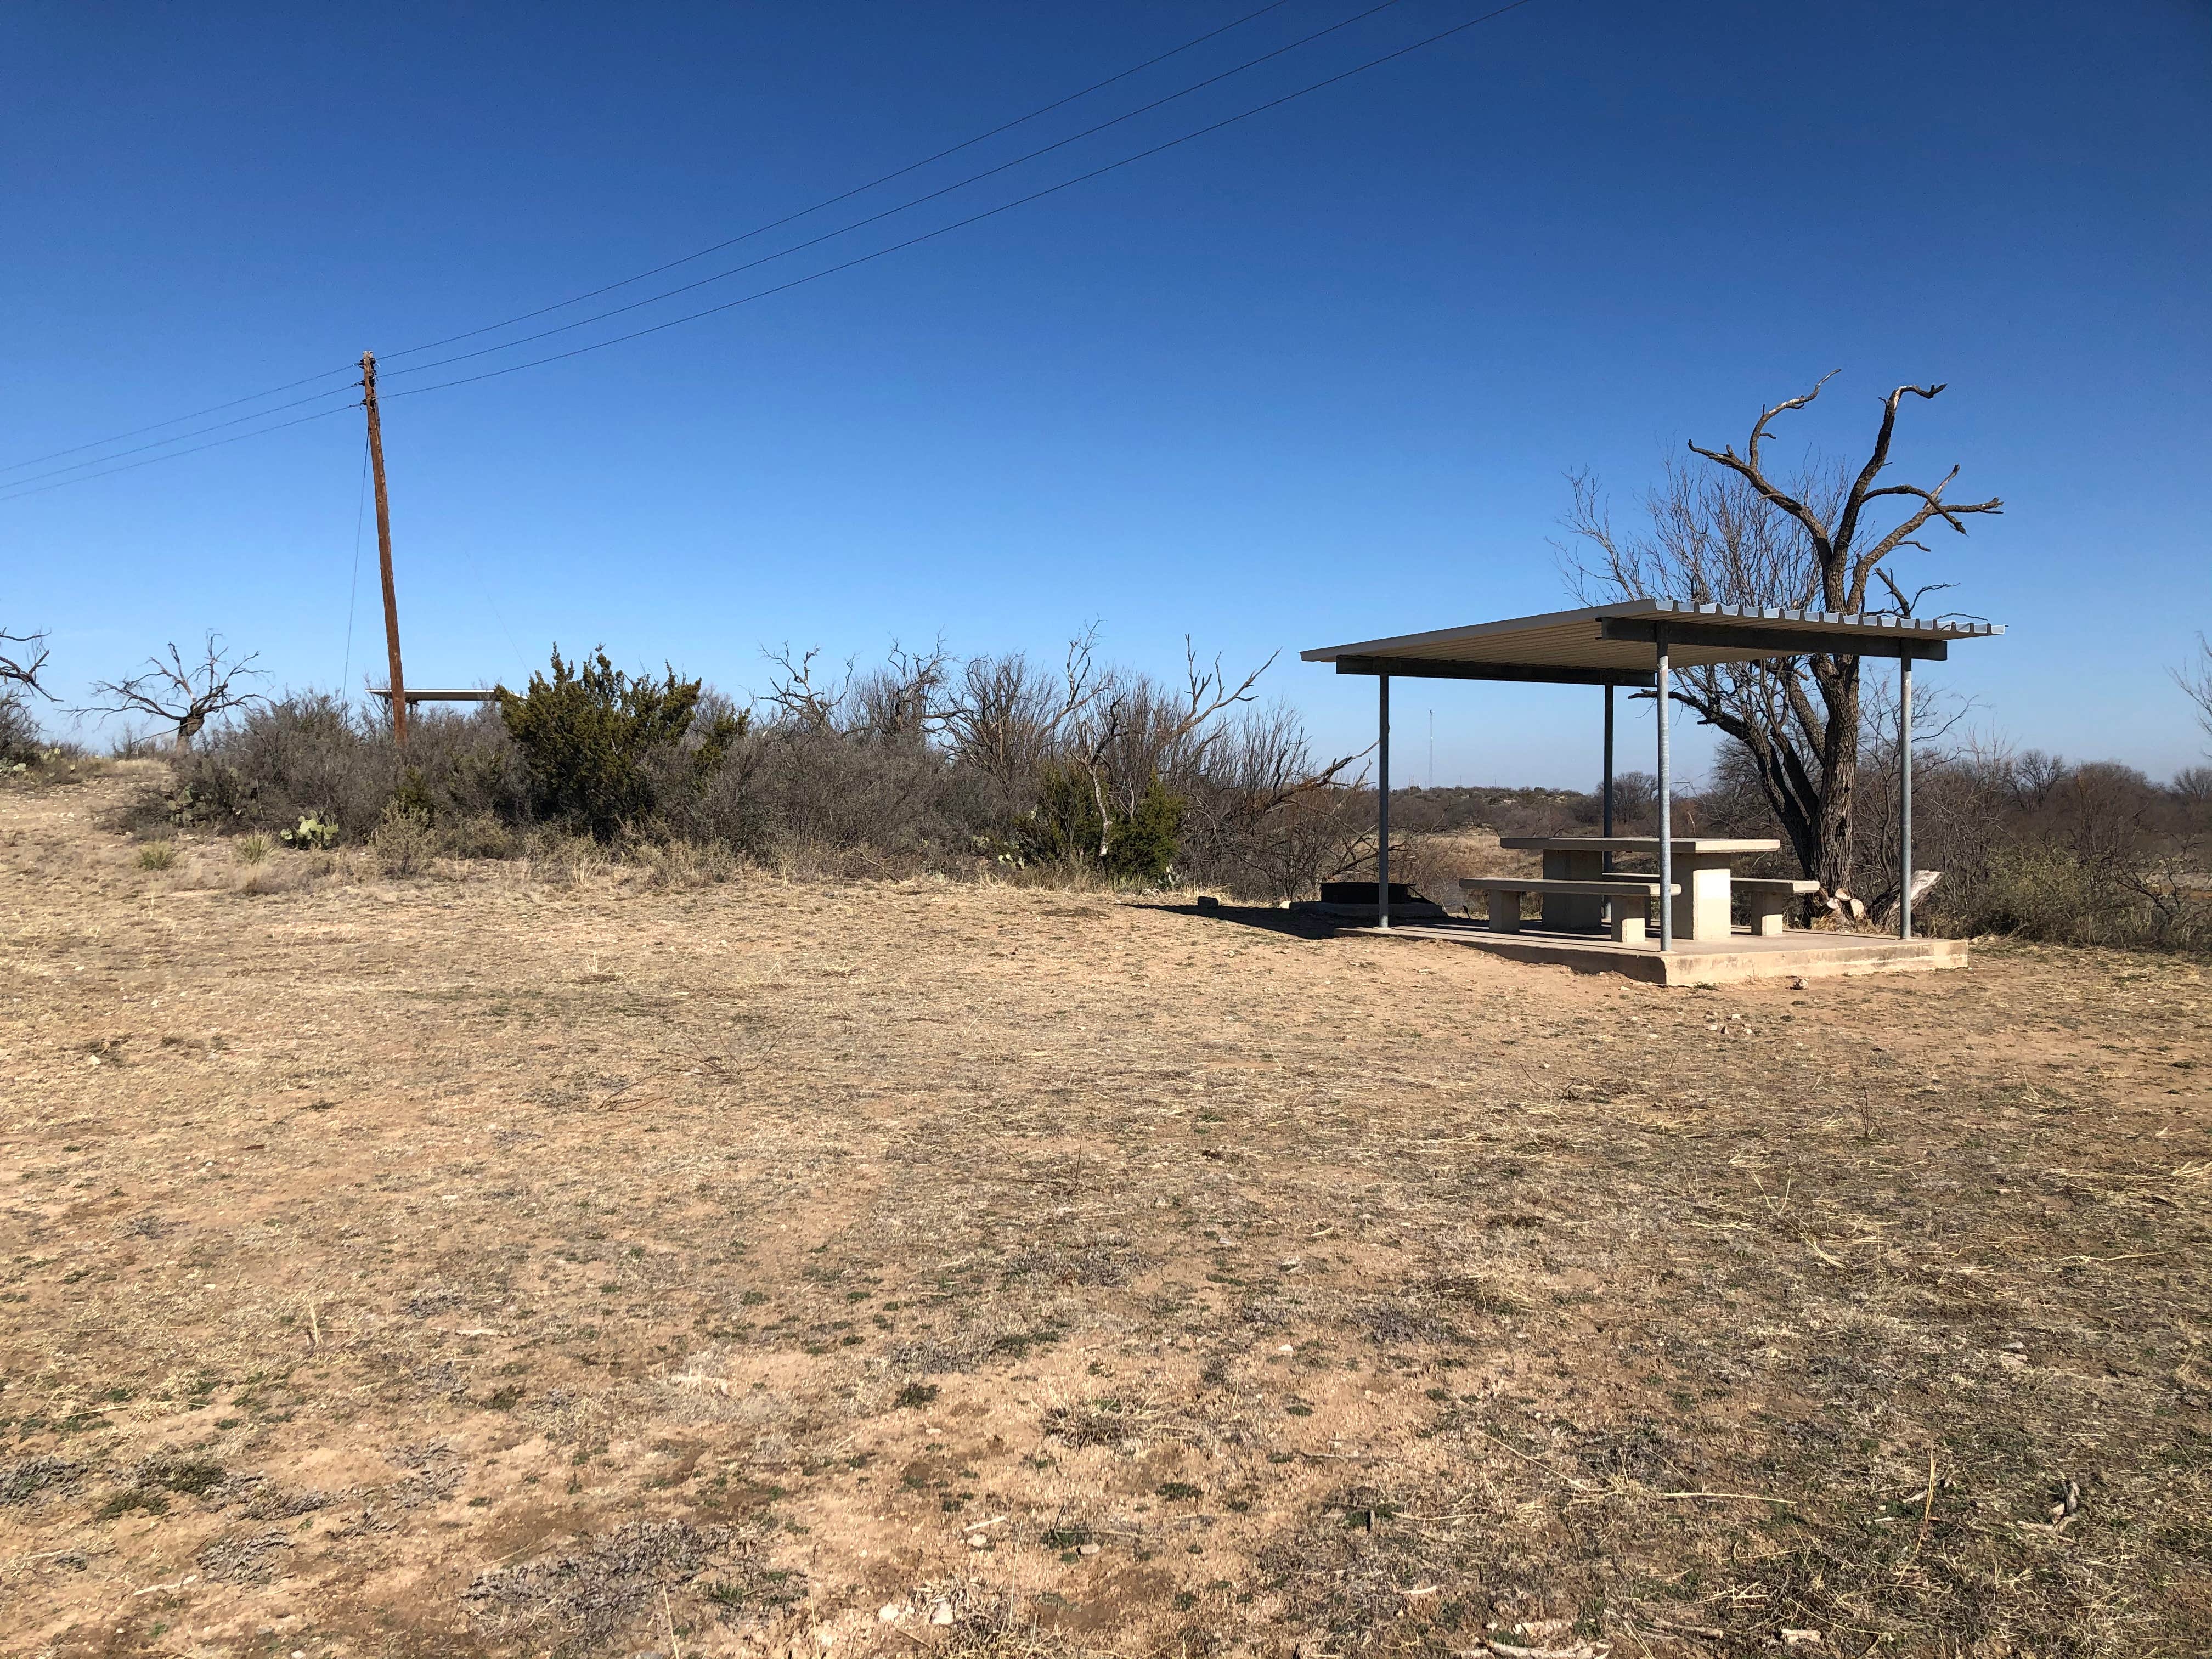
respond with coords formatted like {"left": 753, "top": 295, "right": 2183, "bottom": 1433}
{"left": 1543, "top": 849, "right": 1606, "bottom": 930}
{"left": 1681, "top": 860, "right": 1733, "bottom": 941}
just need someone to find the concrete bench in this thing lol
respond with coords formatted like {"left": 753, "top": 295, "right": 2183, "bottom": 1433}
{"left": 1462, "top": 876, "right": 1678, "bottom": 945}
{"left": 1733, "top": 876, "right": 1820, "bottom": 935}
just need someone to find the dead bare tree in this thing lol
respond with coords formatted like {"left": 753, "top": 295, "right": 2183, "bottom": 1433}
{"left": 86, "top": 635, "right": 266, "bottom": 753}
{"left": 1064, "top": 640, "right": 1275, "bottom": 861}
{"left": 851, "top": 639, "right": 954, "bottom": 742}
{"left": 1173, "top": 698, "right": 1368, "bottom": 898}
{"left": 758, "top": 644, "right": 854, "bottom": 732}
{"left": 1560, "top": 376, "right": 2002, "bottom": 901}
{"left": 941, "top": 628, "right": 1109, "bottom": 809}
{"left": 1, "top": 629, "right": 53, "bottom": 699}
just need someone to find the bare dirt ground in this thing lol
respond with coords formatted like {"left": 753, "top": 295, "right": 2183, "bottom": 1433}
{"left": 3, "top": 768, "right": 2208, "bottom": 1659}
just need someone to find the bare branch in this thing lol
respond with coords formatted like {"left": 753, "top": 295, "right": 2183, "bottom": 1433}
{"left": 1686, "top": 373, "right": 1840, "bottom": 560}
{"left": 1874, "top": 572, "right": 1957, "bottom": 618}
{"left": 1830, "top": 382, "right": 1943, "bottom": 553}
{"left": 1063, "top": 624, "right": 1102, "bottom": 722}
{"left": 1170, "top": 638, "right": 1273, "bottom": 747}
{"left": 1242, "top": 747, "right": 1364, "bottom": 819}
{"left": 0, "top": 628, "right": 54, "bottom": 699}
{"left": 2175, "top": 634, "right": 2212, "bottom": 747}
{"left": 759, "top": 643, "right": 854, "bottom": 732}
{"left": 1858, "top": 472, "right": 2004, "bottom": 531}
{"left": 852, "top": 637, "right": 953, "bottom": 740}
{"left": 1848, "top": 487, "right": 2003, "bottom": 608}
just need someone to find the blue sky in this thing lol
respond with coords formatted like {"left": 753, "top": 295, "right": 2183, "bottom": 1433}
{"left": 4, "top": 0, "right": 2208, "bottom": 784}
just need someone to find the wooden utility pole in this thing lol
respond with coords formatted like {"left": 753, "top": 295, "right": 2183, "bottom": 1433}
{"left": 360, "top": 350, "right": 407, "bottom": 746}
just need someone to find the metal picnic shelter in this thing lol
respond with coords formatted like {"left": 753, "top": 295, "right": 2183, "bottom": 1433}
{"left": 1301, "top": 599, "right": 2003, "bottom": 969}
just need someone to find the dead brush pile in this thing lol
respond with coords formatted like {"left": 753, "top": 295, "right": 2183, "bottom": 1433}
{"left": 462, "top": 1519, "right": 730, "bottom": 1645}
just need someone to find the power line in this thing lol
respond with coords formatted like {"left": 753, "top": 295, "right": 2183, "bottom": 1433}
{"left": 0, "top": 3, "right": 1296, "bottom": 477}
{"left": 388, "top": 1, "right": 1538, "bottom": 403}
{"left": 380, "top": 0, "right": 1301, "bottom": 362}
{"left": 382, "top": 0, "right": 1416, "bottom": 387}
{"left": 0, "top": 401, "right": 359, "bottom": 505}
{"left": 0, "top": 362, "right": 358, "bottom": 478}
{"left": 0, "top": 380, "right": 365, "bottom": 494}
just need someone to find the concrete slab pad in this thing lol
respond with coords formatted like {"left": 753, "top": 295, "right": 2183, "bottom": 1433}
{"left": 1337, "top": 918, "right": 1967, "bottom": 985}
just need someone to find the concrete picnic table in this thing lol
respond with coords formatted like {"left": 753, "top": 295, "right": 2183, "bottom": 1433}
{"left": 1499, "top": 836, "right": 1781, "bottom": 941}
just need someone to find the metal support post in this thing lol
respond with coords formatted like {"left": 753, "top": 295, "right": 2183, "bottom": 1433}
{"left": 1601, "top": 682, "right": 1616, "bottom": 927}
{"left": 1900, "top": 654, "right": 1914, "bottom": 941}
{"left": 1376, "top": 674, "right": 1391, "bottom": 929}
{"left": 1655, "top": 634, "right": 1672, "bottom": 953}
{"left": 1602, "top": 683, "right": 1616, "bottom": 842}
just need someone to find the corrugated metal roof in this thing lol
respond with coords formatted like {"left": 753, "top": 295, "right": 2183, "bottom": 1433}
{"left": 1301, "top": 598, "right": 2002, "bottom": 672}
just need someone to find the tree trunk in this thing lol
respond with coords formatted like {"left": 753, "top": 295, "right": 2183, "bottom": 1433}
{"left": 1736, "top": 719, "right": 1821, "bottom": 878}
{"left": 1812, "top": 661, "right": 1860, "bottom": 896}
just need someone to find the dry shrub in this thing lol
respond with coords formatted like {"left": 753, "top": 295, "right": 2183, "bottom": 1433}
{"left": 991, "top": 853, "right": 1108, "bottom": 894}
{"left": 640, "top": 703, "right": 771, "bottom": 855}
{"left": 1592, "top": 722, "right": 2212, "bottom": 948}
{"left": 1937, "top": 840, "right": 2211, "bottom": 950}
{"left": 526, "top": 829, "right": 614, "bottom": 887}
{"left": 0, "top": 695, "right": 44, "bottom": 767}
{"left": 750, "top": 725, "right": 973, "bottom": 859}
{"left": 163, "top": 695, "right": 524, "bottom": 843}
{"left": 1886, "top": 749, "right": 2211, "bottom": 949}
{"left": 235, "top": 851, "right": 319, "bottom": 896}
{"left": 442, "top": 812, "right": 517, "bottom": 860}
{"left": 2, "top": 740, "right": 104, "bottom": 791}
{"left": 132, "top": 662, "right": 2212, "bottom": 947}
{"left": 370, "top": 801, "right": 435, "bottom": 878}
{"left": 623, "top": 836, "right": 745, "bottom": 889}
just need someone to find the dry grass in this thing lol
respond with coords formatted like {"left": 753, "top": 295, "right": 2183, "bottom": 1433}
{"left": 1, "top": 770, "right": 2208, "bottom": 1658}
